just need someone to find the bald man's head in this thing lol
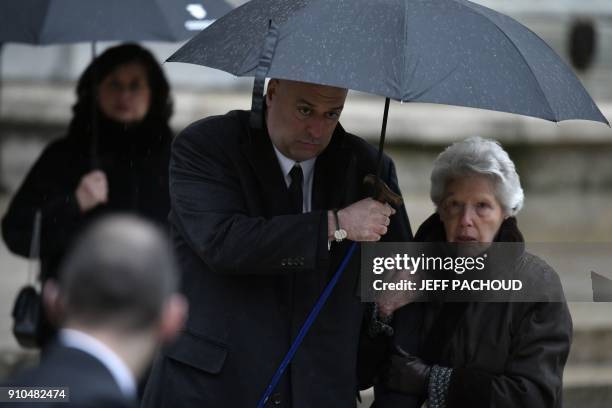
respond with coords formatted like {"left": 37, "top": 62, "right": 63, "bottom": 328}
{"left": 58, "top": 215, "right": 178, "bottom": 332}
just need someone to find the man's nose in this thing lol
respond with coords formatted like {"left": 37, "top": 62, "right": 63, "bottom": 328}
{"left": 306, "top": 117, "right": 326, "bottom": 139}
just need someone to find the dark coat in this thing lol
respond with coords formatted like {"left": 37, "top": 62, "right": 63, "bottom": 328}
{"left": 5, "top": 342, "right": 136, "bottom": 408}
{"left": 141, "top": 110, "right": 413, "bottom": 408}
{"left": 2, "top": 117, "right": 172, "bottom": 281}
{"left": 361, "top": 214, "right": 573, "bottom": 408}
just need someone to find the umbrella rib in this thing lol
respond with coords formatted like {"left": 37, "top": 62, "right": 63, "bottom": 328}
{"left": 157, "top": 1, "right": 181, "bottom": 41}
{"left": 38, "top": 1, "right": 54, "bottom": 44}
{"left": 458, "top": 3, "right": 557, "bottom": 121}
{"left": 410, "top": 64, "right": 461, "bottom": 101}
{"left": 153, "top": 0, "right": 179, "bottom": 41}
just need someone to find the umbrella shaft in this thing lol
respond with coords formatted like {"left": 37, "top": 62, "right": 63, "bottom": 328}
{"left": 376, "top": 98, "right": 390, "bottom": 179}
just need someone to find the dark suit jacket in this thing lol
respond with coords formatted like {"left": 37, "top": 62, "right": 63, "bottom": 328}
{"left": 5, "top": 342, "right": 135, "bottom": 408}
{"left": 142, "top": 110, "right": 412, "bottom": 408}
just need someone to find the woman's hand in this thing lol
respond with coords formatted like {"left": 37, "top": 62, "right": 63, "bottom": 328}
{"left": 384, "top": 346, "right": 431, "bottom": 395}
{"left": 75, "top": 170, "right": 108, "bottom": 212}
{"left": 376, "top": 268, "right": 418, "bottom": 318}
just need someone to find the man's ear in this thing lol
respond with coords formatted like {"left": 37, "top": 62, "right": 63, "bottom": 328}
{"left": 42, "top": 279, "right": 63, "bottom": 325}
{"left": 158, "top": 294, "right": 188, "bottom": 343}
{"left": 266, "top": 79, "right": 280, "bottom": 107}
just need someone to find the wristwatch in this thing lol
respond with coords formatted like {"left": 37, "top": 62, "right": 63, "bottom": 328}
{"left": 333, "top": 209, "right": 348, "bottom": 242}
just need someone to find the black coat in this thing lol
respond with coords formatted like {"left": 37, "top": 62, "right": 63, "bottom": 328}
{"left": 361, "top": 214, "right": 573, "bottom": 408}
{"left": 141, "top": 110, "right": 413, "bottom": 408}
{"left": 5, "top": 342, "right": 136, "bottom": 408}
{"left": 2, "top": 118, "right": 172, "bottom": 281}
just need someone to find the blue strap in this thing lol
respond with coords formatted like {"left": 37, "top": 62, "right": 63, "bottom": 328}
{"left": 257, "top": 242, "right": 358, "bottom": 408}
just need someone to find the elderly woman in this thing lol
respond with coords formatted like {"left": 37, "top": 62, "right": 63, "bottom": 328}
{"left": 360, "top": 137, "right": 572, "bottom": 408}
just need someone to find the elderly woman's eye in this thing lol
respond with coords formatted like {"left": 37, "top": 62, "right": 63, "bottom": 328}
{"left": 475, "top": 202, "right": 493, "bottom": 214}
{"left": 444, "top": 200, "right": 462, "bottom": 214}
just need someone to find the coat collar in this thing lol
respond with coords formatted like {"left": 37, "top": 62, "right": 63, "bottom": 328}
{"left": 414, "top": 213, "right": 524, "bottom": 243}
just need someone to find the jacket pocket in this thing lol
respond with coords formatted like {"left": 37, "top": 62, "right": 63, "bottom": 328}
{"left": 165, "top": 329, "right": 228, "bottom": 374}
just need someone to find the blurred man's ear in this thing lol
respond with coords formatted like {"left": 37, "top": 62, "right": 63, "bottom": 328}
{"left": 42, "top": 279, "right": 64, "bottom": 325}
{"left": 158, "top": 294, "right": 188, "bottom": 343}
{"left": 266, "top": 79, "right": 280, "bottom": 106}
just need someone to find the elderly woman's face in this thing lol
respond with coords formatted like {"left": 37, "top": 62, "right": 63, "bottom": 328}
{"left": 439, "top": 175, "right": 505, "bottom": 244}
{"left": 97, "top": 62, "right": 151, "bottom": 124}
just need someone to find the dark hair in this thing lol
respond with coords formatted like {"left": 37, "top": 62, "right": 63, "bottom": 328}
{"left": 59, "top": 215, "right": 178, "bottom": 331}
{"left": 71, "top": 43, "right": 173, "bottom": 129}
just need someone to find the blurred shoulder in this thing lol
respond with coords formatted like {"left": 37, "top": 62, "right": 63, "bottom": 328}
{"left": 177, "top": 110, "right": 249, "bottom": 147}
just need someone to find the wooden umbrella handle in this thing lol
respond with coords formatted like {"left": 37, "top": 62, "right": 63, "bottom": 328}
{"left": 363, "top": 174, "right": 403, "bottom": 207}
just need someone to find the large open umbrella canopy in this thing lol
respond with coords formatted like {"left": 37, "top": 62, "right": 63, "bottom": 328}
{"left": 168, "top": 0, "right": 608, "bottom": 125}
{"left": 0, "top": 0, "right": 233, "bottom": 44}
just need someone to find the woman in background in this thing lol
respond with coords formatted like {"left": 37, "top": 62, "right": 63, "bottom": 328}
{"left": 2, "top": 43, "right": 174, "bottom": 346}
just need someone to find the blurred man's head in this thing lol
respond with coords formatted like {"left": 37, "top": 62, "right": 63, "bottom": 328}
{"left": 46, "top": 215, "right": 186, "bottom": 346}
{"left": 265, "top": 79, "right": 347, "bottom": 162}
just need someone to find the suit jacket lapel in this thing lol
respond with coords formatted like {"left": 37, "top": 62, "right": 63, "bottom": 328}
{"left": 312, "top": 123, "right": 355, "bottom": 212}
{"left": 242, "top": 125, "right": 293, "bottom": 217}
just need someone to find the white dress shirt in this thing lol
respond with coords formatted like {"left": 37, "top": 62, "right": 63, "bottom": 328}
{"left": 273, "top": 145, "right": 316, "bottom": 213}
{"left": 59, "top": 328, "right": 137, "bottom": 400}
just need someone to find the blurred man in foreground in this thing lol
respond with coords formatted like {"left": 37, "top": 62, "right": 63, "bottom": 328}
{"left": 5, "top": 215, "right": 187, "bottom": 407}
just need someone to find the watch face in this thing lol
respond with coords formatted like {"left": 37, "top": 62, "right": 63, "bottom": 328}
{"left": 334, "top": 229, "right": 347, "bottom": 241}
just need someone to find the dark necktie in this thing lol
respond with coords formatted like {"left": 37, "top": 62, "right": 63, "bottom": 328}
{"left": 288, "top": 164, "right": 303, "bottom": 214}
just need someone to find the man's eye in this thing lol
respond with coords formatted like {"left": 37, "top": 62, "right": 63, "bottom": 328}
{"left": 297, "top": 107, "right": 311, "bottom": 116}
{"left": 326, "top": 111, "right": 340, "bottom": 120}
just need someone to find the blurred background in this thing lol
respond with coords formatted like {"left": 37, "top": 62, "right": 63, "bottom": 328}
{"left": 0, "top": 0, "right": 610, "bottom": 406}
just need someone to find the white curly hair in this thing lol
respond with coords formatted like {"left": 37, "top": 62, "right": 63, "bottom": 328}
{"left": 430, "top": 136, "right": 524, "bottom": 216}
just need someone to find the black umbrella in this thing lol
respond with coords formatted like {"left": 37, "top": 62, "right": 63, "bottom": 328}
{"left": 0, "top": 0, "right": 233, "bottom": 44}
{"left": 168, "top": 0, "right": 608, "bottom": 132}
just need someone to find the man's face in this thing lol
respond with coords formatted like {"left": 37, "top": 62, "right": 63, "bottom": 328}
{"left": 266, "top": 79, "right": 347, "bottom": 162}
